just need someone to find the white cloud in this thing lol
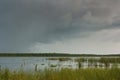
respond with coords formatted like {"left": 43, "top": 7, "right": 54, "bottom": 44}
{"left": 29, "top": 28, "right": 120, "bottom": 54}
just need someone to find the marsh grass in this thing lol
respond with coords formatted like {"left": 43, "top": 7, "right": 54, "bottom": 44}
{"left": 0, "top": 68, "right": 120, "bottom": 80}
{"left": 47, "top": 58, "right": 72, "bottom": 61}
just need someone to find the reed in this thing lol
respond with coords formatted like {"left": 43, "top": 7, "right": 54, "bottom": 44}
{"left": 0, "top": 68, "right": 120, "bottom": 80}
{"left": 47, "top": 57, "right": 72, "bottom": 61}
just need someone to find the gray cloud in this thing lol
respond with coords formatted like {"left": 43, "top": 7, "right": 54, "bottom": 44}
{"left": 0, "top": 0, "right": 120, "bottom": 52}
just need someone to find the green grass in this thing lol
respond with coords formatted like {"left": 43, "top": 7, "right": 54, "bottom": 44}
{"left": 0, "top": 68, "right": 120, "bottom": 80}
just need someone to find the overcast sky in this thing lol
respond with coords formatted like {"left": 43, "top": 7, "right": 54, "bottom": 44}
{"left": 0, "top": 0, "right": 120, "bottom": 54}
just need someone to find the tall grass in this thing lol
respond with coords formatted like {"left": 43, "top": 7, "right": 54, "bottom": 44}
{"left": 0, "top": 68, "right": 120, "bottom": 80}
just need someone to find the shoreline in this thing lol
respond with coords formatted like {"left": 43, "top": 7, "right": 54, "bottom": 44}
{"left": 0, "top": 53, "right": 120, "bottom": 57}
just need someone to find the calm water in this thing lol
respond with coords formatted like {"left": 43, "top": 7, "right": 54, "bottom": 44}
{"left": 0, "top": 57, "right": 120, "bottom": 71}
{"left": 0, "top": 57, "right": 78, "bottom": 71}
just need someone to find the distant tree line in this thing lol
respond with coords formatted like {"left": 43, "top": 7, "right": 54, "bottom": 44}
{"left": 0, "top": 53, "right": 120, "bottom": 57}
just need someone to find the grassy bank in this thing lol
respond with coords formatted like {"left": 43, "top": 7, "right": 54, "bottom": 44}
{"left": 0, "top": 68, "right": 120, "bottom": 80}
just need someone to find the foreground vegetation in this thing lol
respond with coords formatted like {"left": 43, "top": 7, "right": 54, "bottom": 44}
{"left": 0, "top": 68, "right": 120, "bottom": 80}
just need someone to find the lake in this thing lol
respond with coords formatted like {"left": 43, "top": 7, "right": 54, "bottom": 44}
{"left": 0, "top": 57, "right": 120, "bottom": 71}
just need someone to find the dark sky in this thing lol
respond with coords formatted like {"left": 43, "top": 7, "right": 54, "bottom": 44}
{"left": 0, "top": 0, "right": 120, "bottom": 54}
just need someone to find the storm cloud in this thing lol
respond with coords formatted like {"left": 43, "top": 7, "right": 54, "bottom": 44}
{"left": 0, "top": 0, "right": 120, "bottom": 53}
